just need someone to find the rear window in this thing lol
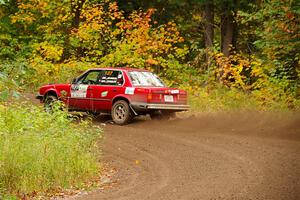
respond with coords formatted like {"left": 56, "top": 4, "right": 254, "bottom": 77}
{"left": 128, "top": 71, "right": 165, "bottom": 87}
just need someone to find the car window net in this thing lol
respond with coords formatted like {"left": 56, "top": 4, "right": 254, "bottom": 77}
{"left": 99, "top": 71, "right": 123, "bottom": 86}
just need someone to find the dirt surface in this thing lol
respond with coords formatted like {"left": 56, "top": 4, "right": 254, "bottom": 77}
{"left": 71, "top": 112, "right": 300, "bottom": 200}
{"left": 24, "top": 93, "right": 300, "bottom": 199}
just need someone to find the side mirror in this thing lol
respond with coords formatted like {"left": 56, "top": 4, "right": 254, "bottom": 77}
{"left": 71, "top": 78, "right": 77, "bottom": 84}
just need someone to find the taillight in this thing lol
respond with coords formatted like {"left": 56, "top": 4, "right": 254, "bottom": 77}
{"left": 147, "top": 93, "right": 152, "bottom": 100}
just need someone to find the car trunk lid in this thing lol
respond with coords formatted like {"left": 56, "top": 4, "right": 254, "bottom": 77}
{"left": 147, "top": 87, "right": 187, "bottom": 104}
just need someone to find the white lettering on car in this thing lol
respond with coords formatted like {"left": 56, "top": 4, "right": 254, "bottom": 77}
{"left": 125, "top": 87, "right": 135, "bottom": 95}
{"left": 71, "top": 84, "right": 88, "bottom": 98}
{"left": 171, "top": 90, "right": 179, "bottom": 94}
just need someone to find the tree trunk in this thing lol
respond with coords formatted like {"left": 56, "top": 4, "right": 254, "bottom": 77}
{"left": 221, "top": 1, "right": 237, "bottom": 57}
{"left": 61, "top": 0, "right": 86, "bottom": 61}
{"left": 203, "top": 1, "right": 214, "bottom": 69}
{"left": 71, "top": 0, "right": 85, "bottom": 29}
{"left": 204, "top": 1, "right": 214, "bottom": 48}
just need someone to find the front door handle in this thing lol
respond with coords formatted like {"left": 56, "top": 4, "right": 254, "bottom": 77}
{"left": 112, "top": 89, "right": 117, "bottom": 92}
{"left": 87, "top": 88, "right": 94, "bottom": 91}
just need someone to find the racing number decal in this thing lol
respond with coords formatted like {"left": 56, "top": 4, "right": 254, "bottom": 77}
{"left": 105, "top": 71, "right": 113, "bottom": 76}
{"left": 71, "top": 84, "right": 88, "bottom": 98}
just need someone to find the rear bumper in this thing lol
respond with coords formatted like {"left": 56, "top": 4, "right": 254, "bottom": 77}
{"left": 131, "top": 103, "right": 189, "bottom": 112}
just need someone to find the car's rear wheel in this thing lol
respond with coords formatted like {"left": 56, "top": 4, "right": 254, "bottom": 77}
{"left": 44, "top": 95, "right": 58, "bottom": 113}
{"left": 112, "top": 100, "right": 133, "bottom": 125}
{"left": 150, "top": 110, "right": 176, "bottom": 120}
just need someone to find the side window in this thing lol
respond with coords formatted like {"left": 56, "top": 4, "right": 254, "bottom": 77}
{"left": 99, "top": 70, "right": 124, "bottom": 86}
{"left": 77, "top": 71, "right": 101, "bottom": 85}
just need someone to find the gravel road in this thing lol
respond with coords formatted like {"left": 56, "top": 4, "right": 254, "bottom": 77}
{"left": 74, "top": 112, "right": 300, "bottom": 200}
{"left": 22, "top": 93, "right": 299, "bottom": 199}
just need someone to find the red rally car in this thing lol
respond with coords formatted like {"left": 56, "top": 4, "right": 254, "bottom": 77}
{"left": 36, "top": 68, "right": 189, "bottom": 125}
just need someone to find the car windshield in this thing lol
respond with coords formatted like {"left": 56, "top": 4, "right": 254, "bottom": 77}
{"left": 128, "top": 71, "right": 165, "bottom": 87}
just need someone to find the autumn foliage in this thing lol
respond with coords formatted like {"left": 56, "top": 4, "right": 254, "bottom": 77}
{"left": 3, "top": 1, "right": 187, "bottom": 88}
{"left": 0, "top": 0, "right": 300, "bottom": 198}
{"left": 0, "top": 0, "right": 299, "bottom": 107}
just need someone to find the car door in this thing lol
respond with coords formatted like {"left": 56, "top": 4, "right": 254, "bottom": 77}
{"left": 90, "top": 70, "right": 125, "bottom": 112}
{"left": 69, "top": 70, "right": 101, "bottom": 111}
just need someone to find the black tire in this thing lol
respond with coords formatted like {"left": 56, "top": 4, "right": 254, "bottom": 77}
{"left": 150, "top": 110, "right": 176, "bottom": 120}
{"left": 111, "top": 100, "right": 133, "bottom": 125}
{"left": 44, "top": 95, "right": 58, "bottom": 113}
{"left": 86, "top": 111, "right": 100, "bottom": 118}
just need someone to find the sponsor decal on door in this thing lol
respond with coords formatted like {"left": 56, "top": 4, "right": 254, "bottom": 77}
{"left": 71, "top": 85, "right": 88, "bottom": 98}
{"left": 101, "top": 91, "right": 108, "bottom": 97}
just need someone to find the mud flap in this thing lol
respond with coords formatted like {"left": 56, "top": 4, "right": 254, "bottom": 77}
{"left": 129, "top": 104, "right": 138, "bottom": 116}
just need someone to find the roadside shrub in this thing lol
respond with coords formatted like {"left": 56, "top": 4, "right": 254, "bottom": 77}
{"left": 26, "top": 59, "right": 98, "bottom": 88}
{"left": 0, "top": 72, "right": 19, "bottom": 102}
{"left": 0, "top": 103, "right": 102, "bottom": 198}
{"left": 184, "top": 84, "right": 258, "bottom": 112}
{"left": 183, "top": 83, "right": 300, "bottom": 112}
{"left": 182, "top": 51, "right": 300, "bottom": 112}
{"left": 211, "top": 52, "right": 267, "bottom": 90}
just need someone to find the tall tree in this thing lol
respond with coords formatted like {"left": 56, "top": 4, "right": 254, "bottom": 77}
{"left": 220, "top": 0, "right": 238, "bottom": 56}
{"left": 71, "top": 0, "right": 86, "bottom": 29}
{"left": 203, "top": 0, "right": 214, "bottom": 67}
{"left": 203, "top": 0, "right": 214, "bottom": 48}
{"left": 252, "top": 0, "right": 300, "bottom": 85}
{"left": 61, "top": 0, "right": 87, "bottom": 60}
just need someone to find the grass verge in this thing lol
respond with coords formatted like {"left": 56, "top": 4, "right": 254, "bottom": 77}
{"left": 186, "top": 85, "right": 300, "bottom": 113}
{"left": 0, "top": 102, "right": 102, "bottom": 199}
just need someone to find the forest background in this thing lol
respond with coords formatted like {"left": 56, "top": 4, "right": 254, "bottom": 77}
{"left": 0, "top": 0, "right": 300, "bottom": 110}
{"left": 0, "top": 0, "right": 300, "bottom": 198}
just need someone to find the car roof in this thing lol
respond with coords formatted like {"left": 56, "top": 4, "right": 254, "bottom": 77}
{"left": 89, "top": 67, "right": 149, "bottom": 72}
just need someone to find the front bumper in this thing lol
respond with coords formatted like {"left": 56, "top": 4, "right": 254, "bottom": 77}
{"left": 36, "top": 94, "right": 43, "bottom": 101}
{"left": 131, "top": 103, "right": 190, "bottom": 112}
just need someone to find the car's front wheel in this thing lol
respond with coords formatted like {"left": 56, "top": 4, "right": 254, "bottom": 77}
{"left": 111, "top": 100, "right": 133, "bottom": 125}
{"left": 44, "top": 95, "right": 58, "bottom": 113}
